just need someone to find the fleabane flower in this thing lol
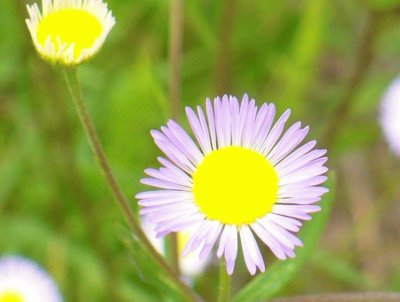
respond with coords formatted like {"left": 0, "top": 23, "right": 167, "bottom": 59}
{"left": 0, "top": 256, "right": 62, "bottom": 302}
{"left": 136, "top": 94, "right": 329, "bottom": 275}
{"left": 26, "top": 0, "right": 115, "bottom": 66}
{"left": 380, "top": 77, "right": 400, "bottom": 157}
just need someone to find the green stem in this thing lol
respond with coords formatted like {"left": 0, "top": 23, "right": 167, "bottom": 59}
{"left": 62, "top": 67, "right": 198, "bottom": 302}
{"left": 217, "top": 260, "right": 231, "bottom": 302}
{"left": 168, "top": 0, "right": 184, "bottom": 274}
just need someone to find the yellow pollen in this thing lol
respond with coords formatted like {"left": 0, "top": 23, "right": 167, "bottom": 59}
{"left": 0, "top": 291, "right": 24, "bottom": 302}
{"left": 193, "top": 146, "right": 279, "bottom": 225}
{"left": 37, "top": 9, "right": 103, "bottom": 59}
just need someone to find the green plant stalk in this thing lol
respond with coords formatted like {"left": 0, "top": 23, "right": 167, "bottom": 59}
{"left": 62, "top": 67, "right": 198, "bottom": 302}
{"left": 217, "top": 260, "right": 231, "bottom": 302}
{"left": 168, "top": 0, "right": 184, "bottom": 274}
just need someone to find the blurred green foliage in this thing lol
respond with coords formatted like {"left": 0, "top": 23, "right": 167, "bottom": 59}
{"left": 1, "top": 0, "right": 400, "bottom": 301}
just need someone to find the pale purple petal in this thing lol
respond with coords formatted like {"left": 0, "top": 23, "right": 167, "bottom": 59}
{"left": 240, "top": 225, "right": 265, "bottom": 275}
{"left": 206, "top": 98, "right": 217, "bottom": 150}
{"left": 251, "top": 222, "right": 288, "bottom": 260}
{"left": 186, "top": 107, "right": 212, "bottom": 154}
{"left": 224, "top": 225, "right": 238, "bottom": 275}
{"left": 260, "top": 109, "right": 291, "bottom": 156}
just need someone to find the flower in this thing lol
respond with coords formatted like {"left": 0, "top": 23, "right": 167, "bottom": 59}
{"left": 0, "top": 256, "right": 62, "bottom": 302}
{"left": 380, "top": 77, "right": 400, "bottom": 157}
{"left": 26, "top": 0, "right": 115, "bottom": 66}
{"left": 136, "top": 94, "right": 329, "bottom": 275}
{"left": 141, "top": 218, "right": 210, "bottom": 278}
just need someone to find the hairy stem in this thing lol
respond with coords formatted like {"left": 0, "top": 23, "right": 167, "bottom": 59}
{"left": 217, "top": 260, "right": 231, "bottom": 302}
{"left": 62, "top": 67, "right": 197, "bottom": 302}
{"left": 168, "top": 0, "right": 184, "bottom": 274}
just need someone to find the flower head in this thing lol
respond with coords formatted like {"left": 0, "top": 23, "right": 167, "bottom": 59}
{"left": 380, "top": 77, "right": 400, "bottom": 157}
{"left": 26, "top": 0, "right": 115, "bottom": 66}
{"left": 136, "top": 94, "right": 329, "bottom": 275}
{"left": 0, "top": 256, "right": 62, "bottom": 302}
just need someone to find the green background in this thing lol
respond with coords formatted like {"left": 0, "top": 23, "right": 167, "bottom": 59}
{"left": 1, "top": 0, "right": 400, "bottom": 301}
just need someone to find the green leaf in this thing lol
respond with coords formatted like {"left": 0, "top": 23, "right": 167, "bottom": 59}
{"left": 233, "top": 172, "right": 335, "bottom": 302}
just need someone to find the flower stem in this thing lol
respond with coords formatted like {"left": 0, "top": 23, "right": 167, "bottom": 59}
{"left": 168, "top": 0, "right": 184, "bottom": 274}
{"left": 62, "top": 67, "right": 198, "bottom": 302}
{"left": 217, "top": 260, "right": 231, "bottom": 302}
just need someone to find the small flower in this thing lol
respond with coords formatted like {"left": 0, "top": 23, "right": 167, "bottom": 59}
{"left": 137, "top": 94, "right": 329, "bottom": 275}
{"left": 0, "top": 256, "right": 62, "bottom": 302}
{"left": 380, "top": 77, "right": 400, "bottom": 157}
{"left": 142, "top": 218, "right": 210, "bottom": 278}
{"left": 26, "top": 0, "right": 115, "bottom": 66}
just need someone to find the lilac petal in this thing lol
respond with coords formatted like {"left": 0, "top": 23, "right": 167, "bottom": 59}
{"left": 251, "top": 103, "right": 274, "bottom": 150}
{"left": 224, "top": 225, "right": 238, "bottom": 275}
{"left": 279, "top": 164, "right": 328, "bottom": 186}
{"left": 279, "top": 186, "right": 329, "bottom": 198}
{"left": 197, "top": 105, "right": 214, "bottom": 153}
{"left": 136, "top": 190, "right": 192, "bottom": 199}
{"left": 267, "top": 214, "right": 301, "bottom": 232}
{"left": 258, "top": 219, "right": 302, "bottom": 249}
{"left": 240, "top": 225, "right": 265, "bottom": 275}
{"left": 272, "top": 205, "right": 313, "bottom": 220}
{"left": 269, "top": 126, "right": 310, "bottom": 165}
{"left": 186, "top": 107, "right": 212, "bottom": 155}
{"left": 276, "top": 145, "right": 325, "bottom": 172}
{"left": 155, "top": 213, "right": 204, "bottom": 234}
{"left": 217, "top": 225, "right": 230, "bottom": 257}
{"left": 145, "top": 168, "right": 192, "bottom": 187}
{"left": 140, "top": 201, "right": 196, "bottom": 216}
{"left": 254, "top": 104, "right": 276, "bottom": 152}
{"left": 157, "top": 157, "right": 192, "bottom": 182}
{"left": 266, "top": 121, "right": 302, "bottom": 160}
{"left": 260, "top": 109, "right": 291, "bottom": 156}
{"left": 140, "top": 178, "right": 191, "bottom": 191}
{"left": 145, "top": 206, "right": 199, "bottom": 223}
{"left": 275, "top": 140, "right": 317, "bottom": 170}
{"left": 165, "top": 120, "right": 204, "bottom": 164}
{"left": 221, "top": 96, "right": 233, "bottom": 146}
{"left": 152, "top": 132, "right": 196, "bottom": 174}
{"left": 230, "top": 96, "right": 241, "bottom": 146}
{"left": 199, "top": 221, "right": 223, "bottom": 260}
{"left": 138, "top": 196, "right": 193, "bottom": 207}
{"left": 251, "top": 222, "right": 287, "bottom": 260}
{"left": 214, "top": 97, "right": 226, "bottom": 148}
{"left": 206, "top": 98, "right": 217, "bottom": 150}
{"left": 235, "top": 94, "right": 250, "bottom": 146}
{"left": 278, "top": 153, "right": 328, "bottom": 177}
{"left": 282, "top": 246, "right": 296, "bottom": 258}
{"left": 242, "top": 99, "right": 258, "bottom": 148}
{"left": 159, "top": 125, "right": 200, "bottom": 166}
{"left": 182, "top": 220, "right": 209, "bottom": 256}
{"left": 280, "top": 176, "right": 328, "bottom": 189}
{"left": 277, "top": 197, "right": 321, "bottom": 205}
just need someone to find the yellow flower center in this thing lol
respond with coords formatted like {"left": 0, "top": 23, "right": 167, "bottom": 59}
{"left": 193, "top": 146, "right": 279, "bottom": 225}
{"left": 0, "top": 291, "right": 24, "bottom": 302}
{"left": 37, "top": 9, "right": 103, "bottom": 59}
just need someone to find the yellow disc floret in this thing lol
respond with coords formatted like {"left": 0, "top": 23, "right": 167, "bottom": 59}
{"left": 193, "top": 146, "right": 279, "bottom": 225}
{"left": 0, "top": 291, "right": 24, "bottom": 302}
{"left": 37, "top": 9, "right": 103, "bottom": 60}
